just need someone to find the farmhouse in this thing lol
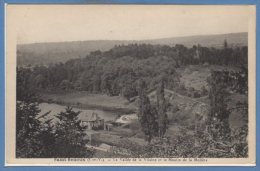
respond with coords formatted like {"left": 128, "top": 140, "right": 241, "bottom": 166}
{"left": 80, "top": 112, "right": 105, "bottom": 130}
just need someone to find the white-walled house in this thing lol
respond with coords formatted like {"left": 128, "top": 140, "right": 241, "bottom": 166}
{"left": 80, "top": 112, "right": 105, "bottom": 130}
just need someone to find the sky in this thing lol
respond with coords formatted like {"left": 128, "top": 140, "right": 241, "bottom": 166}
{"left": 6, "top": 5, "right": 252, "bottom": 44}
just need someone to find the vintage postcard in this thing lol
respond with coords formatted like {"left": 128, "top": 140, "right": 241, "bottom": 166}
{"left": 5, "top": 5, "right": 256, "bottom": 166}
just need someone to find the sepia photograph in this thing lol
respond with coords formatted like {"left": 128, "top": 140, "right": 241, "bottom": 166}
{"left": 5, "top": 5, "right": 256, "bottom": 166}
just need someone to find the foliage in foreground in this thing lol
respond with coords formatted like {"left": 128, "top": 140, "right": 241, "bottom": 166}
{"left": 131, "top": 69, "right": 248, "bottom": 158}
{"left": 53, "top": 106, "right": 94, "bottom": 158}
{"left": 116, "top": 126, "right": 248, "bottom": 158}
{"left": 17, "top": 67, "right": 94, "bottom": 158}
{"left": 16, "top": 101, "right": 94, "bottom": 158}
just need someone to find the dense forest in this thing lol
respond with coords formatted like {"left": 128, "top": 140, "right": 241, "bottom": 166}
{"left": 18, "top": 42, "right": 247, "bottom": 100}
{"left": 17, "top": 32, "right": 248, "bottom": 66}
{"left": 16, "top": 41, "right": 249, "bottom": 158}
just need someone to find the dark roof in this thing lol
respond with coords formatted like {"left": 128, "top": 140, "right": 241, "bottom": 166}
{"left": 81, "top": 112, "right": 103, "bottom": 122}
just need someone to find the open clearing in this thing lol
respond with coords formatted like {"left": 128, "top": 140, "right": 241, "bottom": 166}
{"left": 177, "top": 65, "right": 243, "bottom": 91}
{"left": 40, "top": 91, "right": 136, "bottom": 109}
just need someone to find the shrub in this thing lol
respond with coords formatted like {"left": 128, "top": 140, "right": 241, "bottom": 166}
{"left": 201, "top": 86, "right": 209, "bottom": 96}
{"left": 193, "top": 91, "right": 201, "bottom": 98}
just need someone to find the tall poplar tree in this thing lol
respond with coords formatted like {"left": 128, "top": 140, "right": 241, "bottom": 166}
{"left": 137, "top": 79, "right": 158, "bottom": 143}
{"left": 208, "top": 71, "right": 231, "bottom": 142}
{"left": 156, "top": 80, "right": 168, "bottom": 138}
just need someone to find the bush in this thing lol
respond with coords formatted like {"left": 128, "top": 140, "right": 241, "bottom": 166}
{"left": 193, "top": 91, "right": 201, "bottom": 98}
{"left": 201, "top": 86, "right": 209, "bottom": 96}
{"left": 189, "top": 87, "right": 195, "bottom": 92}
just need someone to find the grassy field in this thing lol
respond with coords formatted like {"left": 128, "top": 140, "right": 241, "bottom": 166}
{"left": 39, "top": 91, "right": 137, "bottom": 114}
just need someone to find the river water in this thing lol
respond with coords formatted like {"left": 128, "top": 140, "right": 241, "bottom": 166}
{"left": 38, "top": 103, "right": 119, "bottom": 123}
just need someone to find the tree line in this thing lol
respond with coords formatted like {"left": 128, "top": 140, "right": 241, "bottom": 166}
{"left": 18, "top": 41, "right": 247, "bottom": 100}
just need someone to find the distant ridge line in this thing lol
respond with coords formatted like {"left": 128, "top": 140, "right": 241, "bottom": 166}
{"left": 17, "top": 32, "right": 248, "bottom": 66}
{"left": 18, "top": 32, "right": 247, "bottom": 46}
